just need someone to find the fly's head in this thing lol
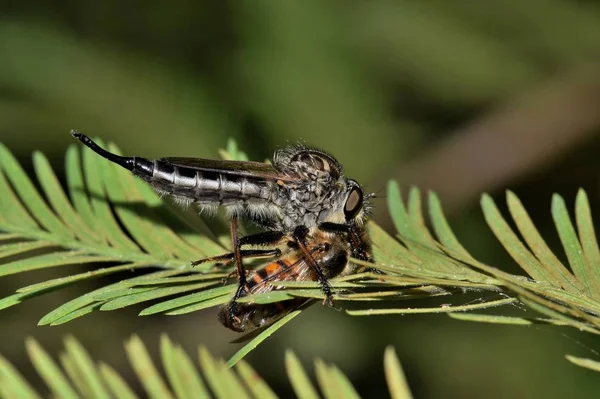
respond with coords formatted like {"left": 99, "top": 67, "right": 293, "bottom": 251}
{"left": 312, "top": 178, "right": 370, "bottom": 226}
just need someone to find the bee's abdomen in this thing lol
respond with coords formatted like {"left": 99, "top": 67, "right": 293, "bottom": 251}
{"left": 133, "top": 159, "right": 271, "bottom": 205}
{"left": 246, "top": 258, "right": 307, "bottom": 293}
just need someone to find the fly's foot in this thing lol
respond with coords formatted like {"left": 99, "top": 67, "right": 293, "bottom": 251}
{"left": 323, "top": 293, "right": 335, "bottom": 307}
{"left": 220, "top": 270, "right": 238, "bottom": 285}
{"left": 366, "top": 267, "right": 386, "bottom": 278}
{"left": 191, "top": 257, "right": 232, "bottom": 268}
{"left": 190, "top": 258, "right": 208, "bottom": 267}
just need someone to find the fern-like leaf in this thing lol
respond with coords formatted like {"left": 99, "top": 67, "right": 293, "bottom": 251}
{"left": 2, "top": 139, "right": 600, "bottom": 369}
{"left": 384, "top": 181, "right": 600, "bottom": 368}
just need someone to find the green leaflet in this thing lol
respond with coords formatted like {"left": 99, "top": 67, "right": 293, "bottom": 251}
{"left": 98, "top": 363, "right": 139, "bottom": 399}
{"left": 160, "top": 336, "right": 211, "bottom": 399}
{"left": 236, "top": 360, "right": 278, "bottom": 399}
{"left": 227, "top": 310, "right": 304, "bottom": 368}
{"left": 384, "top": 347, "right": 413, "bottom": 399}
{"left": 315, "top": 358, "right": 360, "bottom": 399}
{"left": 126, "top": 336, "right": 175, "bottom": 399}
{"left": 25, "top": 338, "right": 79, "bottom": 399}
{"left": 286, "top": 351, "right": 320, "bottom": 399}
{"left": 63, "top": 336, "right": 112, "bottom": 399}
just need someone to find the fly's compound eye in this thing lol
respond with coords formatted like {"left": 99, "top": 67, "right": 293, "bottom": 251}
{"left": 344, "top": 186, "right": 363, "bottom": 220}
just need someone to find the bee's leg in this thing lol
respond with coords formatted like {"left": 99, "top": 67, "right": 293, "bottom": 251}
{"left": 293, "top": 225, "right": 335, "bottom": 307}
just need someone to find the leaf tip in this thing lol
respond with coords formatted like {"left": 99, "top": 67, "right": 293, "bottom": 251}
{"left": 551, "top": 193, "right": 565, "bottom": 208}
{"left": 575, "top": 188, "right": 588, "bottom": 204}
{"left": 383, "top": 345, "right": 398, "bottom": 363}
{"left": 480, "top": 193, "right": 493, "bottom": 206}
{"left": 284, "top": 349, "right": 299, "bottom": 367}
{"left": 24, "top": 336, "right": 40, "bottom": 354}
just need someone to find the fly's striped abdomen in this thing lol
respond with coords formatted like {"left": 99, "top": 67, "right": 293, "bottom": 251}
{"left": 142, "top": 159, "right": 272, "bottom": 205}
{"left": 70, "top": 132, "right": 277, "bottom": 207}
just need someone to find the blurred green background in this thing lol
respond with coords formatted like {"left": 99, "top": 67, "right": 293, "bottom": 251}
{"left": 2, "top": 1, "right": 600, "bottom": 397}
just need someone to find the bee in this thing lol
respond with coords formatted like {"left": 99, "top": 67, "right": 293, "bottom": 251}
{"left": 221, "top": 228, "right": 370, "bottom": 332}
{"left": 71, "top": 131, "right": 374, "bottom": 330}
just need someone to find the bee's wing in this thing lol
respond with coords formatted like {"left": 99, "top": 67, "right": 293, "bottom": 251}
{"left": 226, "top": 247, "right": 327, "bottom": 335}
{"left": 248, "top": 254, "right": 314, "bottom": 295}
{"left": 161, "top": 157, "right": 301, "bottom": 182}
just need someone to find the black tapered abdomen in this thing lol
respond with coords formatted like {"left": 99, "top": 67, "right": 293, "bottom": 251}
{"left": 71, "top": 131, "right": 273, "bottom": 205}
{"left": 144, "top": 159, "right": 271, "bottom": 204}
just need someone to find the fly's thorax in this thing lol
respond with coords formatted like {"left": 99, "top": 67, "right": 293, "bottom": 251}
{"left": 269, "top": 179, "right": 346, "bottom": 231}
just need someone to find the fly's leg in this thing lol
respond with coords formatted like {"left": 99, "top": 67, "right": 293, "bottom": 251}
{"left": 220, "top": 217, "right": 247, "bottom": 327}
{"left": 192, "top": 249, "right": 281, "bottom": 285}
{"left": 293, "top": 225, "right": 335, "bottom": 307}
{"left": 222, "top": 222, "right": 287, "bottom": 325}
{"left": 192, "top": 248, "right": 281, "bottom": 284}
{"left": 191, "top": 230, "right": 286, "bottom": 267}
{"left": 229, "top": 216, "right": 248, "bottom": 303}
{"left": 230, "top": 226, "right": 286, "bottom": 302}
{"left": 318, "top": 222, "right": 349, "bottom": 234}
{"left": 191, "top": 249, "right": 281, "bottom": 267}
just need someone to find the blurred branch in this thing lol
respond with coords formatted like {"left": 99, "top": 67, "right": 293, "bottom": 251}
{"left": 375, "top": 63, "right": 600, "bottom": 225}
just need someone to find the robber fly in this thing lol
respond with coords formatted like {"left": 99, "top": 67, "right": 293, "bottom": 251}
{"left": 71, "top": 130, "right": 374, "bottom": 331}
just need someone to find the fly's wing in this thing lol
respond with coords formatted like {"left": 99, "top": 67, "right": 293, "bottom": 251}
{"left": 161, "top": 157, "right": 300, "bottom": 182}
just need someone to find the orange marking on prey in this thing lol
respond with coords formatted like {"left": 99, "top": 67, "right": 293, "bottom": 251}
{"left": 264, "top": 262, "right": 285, "bottom": 276}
